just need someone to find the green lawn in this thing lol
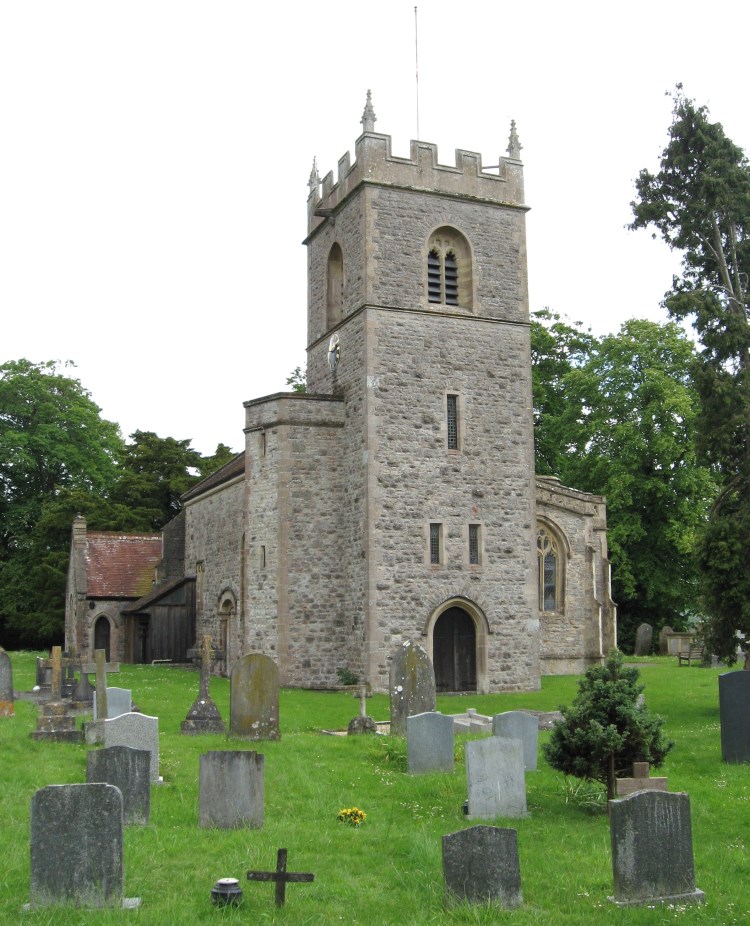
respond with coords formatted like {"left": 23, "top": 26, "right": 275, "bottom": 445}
{"left": 0, "top": 653, "right": 747, "bottom": 925}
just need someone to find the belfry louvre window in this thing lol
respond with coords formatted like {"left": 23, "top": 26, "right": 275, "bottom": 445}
{"left": 429, "top": 523, "right": 442, "bottom": 565}
{"left": 426, "top": 227, "right": 472, "bottom": 308}
{"left": 447, "top": 394, "right": 459, "bottom": 450}
{"left": 469, "top": 524, "right": 480, "bottom": 565}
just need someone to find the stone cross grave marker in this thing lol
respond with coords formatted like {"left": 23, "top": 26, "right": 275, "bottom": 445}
{"left": 28, "top": 783, "right": 140, "bottom": 909}
{"left": 719, "top": 670, "right": 750, "bottom": 763}
{"left": 615, "top": 761, "right": 668, "bottom": 797}
{"left": 246, "top": 848, "right": 314, "bottom": 907}
{"left": 634, "top": 623, "right": 653, "bottom": 656}
{"left": 492, "top": 711, "right": 538, "bottom": 771}
{"left": 407, "top": 711, "right": 454, "bottom": 774}
{"left": 29, "top": 646, "right": 84, "bottom": 743}
{"left": 87, "top": 745, "right": 151, "bottom": 825}
{"left": 82, "top": 649, "right": 121, "bottom": 723}
{"left": 466, "top": 736, "right": 528, "bottom": 819}
{"left": 347, "top": 684, "right": 378, "bottom": 734}
{"left": 229, "top": 653, "right": 280, "bottom": 740}
{"left": 181, "top": 635, "right": 226, "bottom": 735}
{"left": 389, "top": 639, "right": 436, "bottom": 736}
{"left": 442, "top": 825, "right": 523, "bottom": 909}
{"left": 609, "top": 790, "right": 704, "bottom": 906}
{"left": 104, "top": 712, "right": 160, "bottom": 782}
{"left": 199, "top": 751, "right": 264, "bottom": 829}
{"left": 0, "top": 646, "right": 14, "bottom": 717}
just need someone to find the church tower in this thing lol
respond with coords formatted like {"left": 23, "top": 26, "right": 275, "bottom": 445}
{"left": 243, "top": 95, "right": 540, "bottom": 693}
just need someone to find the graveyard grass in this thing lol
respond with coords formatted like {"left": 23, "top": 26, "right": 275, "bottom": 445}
{"left": 1, "top": 654, "right": 746, "bottom": 926}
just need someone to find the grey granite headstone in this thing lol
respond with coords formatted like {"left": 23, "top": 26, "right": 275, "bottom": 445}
{"left": 658, "top": 625, "right": 673, "bottom": 655}
{"left": 229, "top": 654, "right": 280, "bottom": 740}
{"left": 87, "top": 746, "right": 151, "bottom": 825}
{"left": 29, "top": 783, "right": 139, "bottom": 908}
{"left": 0, "top": 647, "right": 14, "bottom": 717}
{"left": 719, "top": 670, "right": 750, "bottom": 763}
{"left": 104, "top": 712, "right": 160, "bottom": 782}
{"left": 609, "top": 790, "right": 704, "bottom": 906}
{"left": 466, "top": 737, "right": 527, "bottom": 819}
{"left": 634, "top": 623, "right": 653, "bottom": 656}
{"left": 94, "top": 687, "right": 132, "bottom": 720}
{"left": 442, "top": 825, "right": 522, "bottom": 908}
{"left": 492, "top": 711, "right": 538, "bottom": 771}
{"left": 199, "top": 750, "right": 264, "bottom": 829}
{"left": 407, "top": 711, "right": 454, "bottom": 774}
{"left": 389, "top": 640, "right": 436, "bottom": 736}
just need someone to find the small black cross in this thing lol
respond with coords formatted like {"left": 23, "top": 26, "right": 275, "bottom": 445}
{"left": 247, "top": 848, "right": 314, "bottom": 907}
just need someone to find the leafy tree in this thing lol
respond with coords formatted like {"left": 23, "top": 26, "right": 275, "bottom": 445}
{"left": 630, "top": 87, "right": 750, "bottom": 664}
{"left": 531, "top": 314, "right": 715, "bottom": 649}
{"left": 286, "top": 365, "right": 307, "bottom": 394}
{"left": 199, "top": 443, "right": 238, "bottom": 478}
{"left": 542, "top": 650, "right": 673, "bottom": 803}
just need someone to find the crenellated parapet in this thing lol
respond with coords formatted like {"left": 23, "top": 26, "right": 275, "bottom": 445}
{"left": 307, "top": 92, "right": 526, "bottom": 235}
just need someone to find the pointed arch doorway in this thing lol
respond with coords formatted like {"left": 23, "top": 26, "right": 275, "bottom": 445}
{"left": 426, "top": 598, "right": 490, "bottom": 694}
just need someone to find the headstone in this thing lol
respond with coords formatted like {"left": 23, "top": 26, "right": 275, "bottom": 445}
{"left": 29, "top": 646, "right": 84, "bottom": 743}
{"left": 28, "top": 783, "right": 140, "bottom": 909}
{"left": 199, "top": 751, "right": 264, "bottom": 829}
{"left": 492, "top": 711, "right": 538, "bottom": 771}
{"left": 389, "top": 640, "right": 436, "bottom": 736}
{"left": 616, "top": 761, "right": 668, "bottom": 796}
{"left": 347, "top": 684, "right": 378, "bottom": 734}
{"left": 634, "top": 623, "right": 653, "bottom": 656}
{"left": 609, "top": 790, "right": 704, "bottom": 906}
{"left": 87, "top": 745, "right": 151, "bottom": 825}
{"left": 407, "top": 711, "right": 454, "bottom": 774}
{"left": 719, "top": 670, "right": 750, "bottom": 763}
{"left": 465, "top": 737, "right": 527, "bottom": 819}
{"left": 246, "top": 848, "right": 314, "bottom": 907}
{"left": 104, "top": 712, "right": 160, "bottom": 782}
{"left": 658, "top": 625, "right": 673, "bottom": 655}
{"left": 442, "top": 825, "right": 522, "bottom": 909}
{"left": 0, "top": 647, "right": 14, "bottom": 717}
{"left": 229, "top": 653, "right": 280, "bottom": 740}
{"left": 181, "top": 635, "right": 226, "bottom": 735}
{"left": 94, "top": 687, "right": 132, "bottom": 720}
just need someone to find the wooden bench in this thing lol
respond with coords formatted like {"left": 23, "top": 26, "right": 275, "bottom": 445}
{"left": 678, "top": 644, "right": 705, "bottom": 666}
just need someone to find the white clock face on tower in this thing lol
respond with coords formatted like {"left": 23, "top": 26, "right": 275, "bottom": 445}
{"left": 328, "top": 333, "right": 341, "bottom": 372}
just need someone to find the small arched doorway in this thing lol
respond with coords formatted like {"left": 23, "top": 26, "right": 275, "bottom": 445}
{"left": 94, "top": 616, "right": 111, "bottom": 662}
{"left": 433, "top": 607, "right": 477, "bottom": 692}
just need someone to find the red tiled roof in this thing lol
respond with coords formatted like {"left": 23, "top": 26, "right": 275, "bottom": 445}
{"left": 85, "top": 533, "right": 163, "bottom": 598}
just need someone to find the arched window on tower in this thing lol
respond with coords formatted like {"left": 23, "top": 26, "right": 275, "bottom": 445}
{"left": 326, "top": 243, "right": 344, "bottom": 329}
{"left": 537, "top": 525, "right": 565, "bottom": 613}
{"left": 426, "top": 228, "right": 472, "bottom": 309}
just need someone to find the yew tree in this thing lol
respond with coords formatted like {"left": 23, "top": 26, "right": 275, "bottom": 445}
{"left": 631, "top": 87, "right": 750, "bottom": 665}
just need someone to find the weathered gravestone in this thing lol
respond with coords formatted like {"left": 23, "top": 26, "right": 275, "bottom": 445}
{"left": 492, "top": 711, "right": 538, "bottom": 771}
{"left": 28, "top": 783, "right": 140, "bottom": 909}
{"left": 87, "top": 745, "right": 151, "bottom": 825}
{"left": 389, "top": 640, "right": 436, "bottom": 736}
{"left": 407, "top": 711, "right": 454, "bottom": 774}
{"left": 182, "top": 635, "right": 226, "bottom": 735}
{"left": 104, "top": 712, "right": 160, "bottom": 782}
{"left": 230, "top": 654, "right": 280, "bottom": 740}
{"left": 29, "top": 646, "right": 84, "bottom": 743}
{"left": 199, "top": 750, "right": 264, "bottom": 829}
{"left": 609, "top": 790, "right": 704, "bottom": 906}
{"left": 634, "top": 623, "right": 653, "bottom": 656}
{"left": 658, "top": 625, "right": 674, "bottom": 655}
{"left": 616, "top": 761, "right": 668, "bottom": 797}
{"left": 94, "top": 687, "right": 132, "bottom": 720}
{"left": 442, "top": 825, "right": 522, "bottom": 909}
{"left": 719, "top": 670, "right": 750, "bottom": 763}
{"left": 0, "top": 646, "right": 14, "bottom": 717}
{"left": 465, "top": 737, "right": 527, "bottom": 819}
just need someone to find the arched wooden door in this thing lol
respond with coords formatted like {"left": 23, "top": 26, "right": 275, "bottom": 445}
{"left": 432, "top": 607, "right": 477, "bottom": 692}
{"left": 94, "top": 616, "right": 111, "bottom": 662}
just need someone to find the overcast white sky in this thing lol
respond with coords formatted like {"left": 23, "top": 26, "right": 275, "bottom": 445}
{"left": 2, "top": 2, "right": 749, "bottom": 455}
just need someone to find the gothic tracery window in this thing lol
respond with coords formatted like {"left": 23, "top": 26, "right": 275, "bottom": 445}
{"left": 537, "top": 525, "right": 564, "bottom": 612}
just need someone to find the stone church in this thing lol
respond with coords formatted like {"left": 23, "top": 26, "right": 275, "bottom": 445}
{"left": 65, "top": 95, "right": 616, "bottom": 693}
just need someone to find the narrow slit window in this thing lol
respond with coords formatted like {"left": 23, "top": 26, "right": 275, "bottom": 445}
{"left": 429, "top": 523, "right": 442, "bottom": 565}
{"left": 447, "top": 394, "right": 459, "bottom": 450}
{"left": 469, "top": 524, "right": 480, "bottom": 565}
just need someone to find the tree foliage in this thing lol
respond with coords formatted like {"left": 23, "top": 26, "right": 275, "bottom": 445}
{"left": 531, "top": 313, "right": 714, "bottom": 649}
{"left": 542, "top": 650, "right": 673, "bottom": 802}
{"left": 631, "top": 87, "right": 750, "bottom": 663}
